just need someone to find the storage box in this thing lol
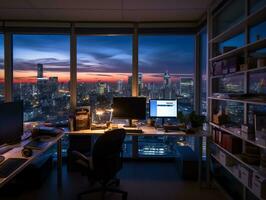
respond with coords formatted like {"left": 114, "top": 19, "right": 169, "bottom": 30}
{"left": 257, "top": 58, "right": 266, "bottom": 68}
{"left": 219, "top": 151, "right": 226, "bottom": 166}
{"left": 212, "top": 60, "right": 223, "bottom": 75}
{"left": 241, "top": 124, "right": 255, "bottom": 140}
{"left": 221, "top": 133, "right": 242, "bottom": 154}
{"left": 232, "top": 165, "right": 240, "bottom": 177}
{"left": 252, "top": 173, "right": 266, "bottom": 199}
{"left": 255, "top": 113, "right": 266, "bottom": 146}
{"left": 239, "top": 165, "right": 249, "bottom": 186}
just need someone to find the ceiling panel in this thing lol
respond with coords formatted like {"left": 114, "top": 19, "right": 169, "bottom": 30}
{"left": 39, "top": 10, "right": 122, "bottom": 21}
{"left": 28, "top": 0, "right": 122, "bottom": 9}
{"left": 0, "top": 0, "right": 31, "bottom": 9}
{"left": 123, "top": 10, "right": 202, "bottom": 22}
{"left": 123, "top": 0, "right": 177, "bottom": 10}
{"left": 0, "top": 0, "right": 213, "bottom": 22}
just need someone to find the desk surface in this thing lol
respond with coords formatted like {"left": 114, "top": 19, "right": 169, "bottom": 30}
{"left": 0, "top": 133, "right": 64, "bottom": 188}
{"left": 67, "top": 125, "right": 208, "bottom": 137}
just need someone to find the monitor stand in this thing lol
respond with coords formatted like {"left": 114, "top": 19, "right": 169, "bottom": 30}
{"left": 123, "top": 119, "right": 137, "bottom": 128}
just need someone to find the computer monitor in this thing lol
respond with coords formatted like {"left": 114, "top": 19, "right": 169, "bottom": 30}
{"left": 112, "top": 97, "right": 146, "bottom": 127}
{"left": 0, "top": 101, "right": 24, "bottom": 145}
{"left": 149, "top": 99, "right": 178, "bottom": 118}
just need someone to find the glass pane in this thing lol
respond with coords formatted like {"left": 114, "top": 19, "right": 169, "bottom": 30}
{"left": 213, "top": 0, "right": 245, "bottom": 36}
{"left": 139, "top": 35, "right": 195, "bottom": 115}
{"left": 248, "top": 105, "right": 266, "bottom": 125}
{"left": 138, "top": 35, "right": 195, "bottom": 157}
{"left": 215, "top": 33, "right": 245, "bottom": 56}
{"left": 213, "top": 74, "right": 245, "bottom": 94}
{"left": 249, "top": 21, "right": 266, "bottom": 43}
{"left": 13, "top": 35, "right": 70, "bottom": 122}
{"left": 200, "top": 28, "right": 207, "bottom": 116}
{"left": 77, "top": 35, "right": 132, "bottom": 157}
{"left": 249, "top": 0, "right": 266, "bottom": 13}
{"left": 0, "top": 34, "right": 4, "bottom": 103}
{"left": 212, "top": 100, "right": 244, "bottom": 126}
{"left": 249, "top": 68, "right": 266, "bottom": 94}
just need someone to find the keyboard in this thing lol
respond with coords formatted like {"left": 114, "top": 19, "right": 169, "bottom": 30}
{"left": 25, "top": 140, "right": 48, "bottom": 150}
{"left": 0, "top": 146, "right": 13, "bottom": 155}
{"left": 124, "top": 128, "right": 143, "bottom": 133}
{"left": 0, "top": 158, "right": 27, "bottom": 178}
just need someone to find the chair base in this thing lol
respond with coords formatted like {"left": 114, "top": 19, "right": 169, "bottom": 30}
{"left": 78, "top": 184, "right": 127, "bottom": 200}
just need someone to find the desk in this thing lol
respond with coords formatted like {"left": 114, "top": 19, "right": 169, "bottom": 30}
{"left": 67, "top": 125, "right": 209, "bottom": 185}
{"left": 0, "top": 133, "right": 64, "bottom": 189}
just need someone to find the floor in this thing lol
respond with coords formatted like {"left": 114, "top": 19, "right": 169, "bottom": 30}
{"left": 0, "top": 160, "right": 228, "bottom": 200}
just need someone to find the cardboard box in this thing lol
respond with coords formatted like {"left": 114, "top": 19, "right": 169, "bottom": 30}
{"left": 252, "top": 173, "right": 266, "bottom": 199}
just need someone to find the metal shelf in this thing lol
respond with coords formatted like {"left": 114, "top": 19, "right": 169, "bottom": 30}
{"left": 212, "top": 142, "right": 266, "bottom": 178}
{"left": 209, "top": 38, "right": 266, "bottom": 62}
{"left": 210, "top": 5, "right": 266, "bottom": 44}
{"left": 211, "top": 154, "right": 264, "bottom": 200}
{"left": 211, "top": 66, "right": 266, "bottom": 79}
{"left": 208, "top": 96, "right": 266, "bottom": 106}
{"left": 209, "top": 122, "right": 266, "bottom": 149}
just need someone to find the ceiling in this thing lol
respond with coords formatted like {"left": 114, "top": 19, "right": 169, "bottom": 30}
{"left": 0, "top": 0, "right": 213, "bottom": 22}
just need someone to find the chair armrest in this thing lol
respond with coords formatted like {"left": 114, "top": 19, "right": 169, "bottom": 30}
{"left": 71, "top": 150, "right": 92, "bottom": 169}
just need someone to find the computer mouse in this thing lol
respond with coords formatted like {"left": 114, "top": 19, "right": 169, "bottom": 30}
{"left": 22, "top": 147, "right": 33, "bottom": 157}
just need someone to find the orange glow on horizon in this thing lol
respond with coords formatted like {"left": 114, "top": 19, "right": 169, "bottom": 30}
{"left": 2, "top": 70, "right": 194, "bottom": 84}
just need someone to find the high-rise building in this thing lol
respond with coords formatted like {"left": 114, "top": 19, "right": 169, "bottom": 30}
{"left": 163, "top": 71, "right": 171, "bottom": 98}
{"left": 117, "top": 80, "right": 123, "bottom": 93}
{"left": 97, "top": 82, "right": 106, "bottom": 95}
{"left": 163, "top": 71, "right": 171, "bottom": 88}
{"left": 180, "top": 77, "right": 194, "bottom": 98}
{"left": 37, "top": 63, "right": 43, "bottom": 78}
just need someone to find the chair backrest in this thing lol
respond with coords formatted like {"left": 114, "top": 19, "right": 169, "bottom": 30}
{"left": 92, "top": 128, "right": 126, "bottom": 181}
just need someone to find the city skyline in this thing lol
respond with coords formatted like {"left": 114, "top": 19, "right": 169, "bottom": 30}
{"left": 0, "top": 34, "right": 195, "bottom": 83}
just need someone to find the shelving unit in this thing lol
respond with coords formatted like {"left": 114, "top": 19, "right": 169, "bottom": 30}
{"left": 208, "top": 1, "right": 266, "bottom": 199}
{"left": 211, "top": 154, "right": 262, "bottom": 200}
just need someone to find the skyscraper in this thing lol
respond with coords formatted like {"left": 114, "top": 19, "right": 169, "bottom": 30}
{"left": 180, "top": 77, "right": 193, "bottom": 98}
{"left": 163, "top": 71, "right": 171, "bottom": 98}
{"left": 117, "top": 80, "right": 123, "bottom": 93}
{"left": 37, "top": 63, "right": 43, "bottom": 78}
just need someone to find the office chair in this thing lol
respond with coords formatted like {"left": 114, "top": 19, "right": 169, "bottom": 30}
{"left": 72, "top": 128, "right": 127, "bottom": 200}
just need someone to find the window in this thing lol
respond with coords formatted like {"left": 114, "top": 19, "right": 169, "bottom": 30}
{"left": 138, "top": 35, "right": 195, "bottom": 157}
{"left": 216, "top": 33, "right": 245, "bottom": 56}
{"left": 249, "top": 0, "right": 266, "bottom": 13}
{"left": 139, "top": 35, "right": 195, "bottom": 114}
{"left": 249, "top": 21, "right": 266, "bottom": 43}
{"left": 213, "top": 0, "right": 245, "bottom": 36}
{"left": 199, "top": 29, "right": 207, "bottom": 115}
{"left": 77, "top": 35, "right": 132, "bottom": 156}
{"left": 13, "top": 35, "right": 70, "bottom": 122}
{"left": 0, "top": 34, "right": 4, "bottom": 103}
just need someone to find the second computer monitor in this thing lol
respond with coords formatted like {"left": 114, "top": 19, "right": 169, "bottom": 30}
{"left": 112, "top": 97, "right": 146, "bottom": 120}
{"left": 149, "top": 99, "right": 178, "bottom": 118}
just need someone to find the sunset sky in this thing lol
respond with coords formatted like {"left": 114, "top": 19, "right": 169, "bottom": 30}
{"left": 0, "top": 34, "right": 195, "bottom": 83}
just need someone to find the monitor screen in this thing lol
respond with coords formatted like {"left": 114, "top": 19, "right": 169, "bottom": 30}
{"left": 0, "top": 101, "right": 23, "bottom": 145}
{"left": 149, "top": 99, "right": 178, "bottom": 118}
{"left": 112, "top": 97, "right": 146, "bottom": 120}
